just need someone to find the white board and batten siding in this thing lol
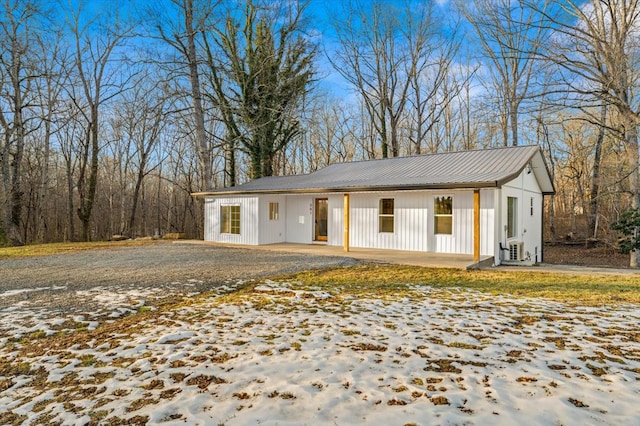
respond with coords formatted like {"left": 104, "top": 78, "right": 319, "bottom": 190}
{"left": 500, "top": 168, "right": 544, "bottom": 263}
{"left": 283, "top": 194, "right": 344, "bottom": 245}
{"left": 327, "top": 195, "right": 344, "bottom": 246}
{"left": 258, "top": 196, "right": 286, "bottom": 244}
{"left": 479, "top": 189, "right": 496, "bottom": 257}
{"left": 284, "top": 195, "right": 313, "bottom": 244}
{"left": 429, "top": 191, "right": 472, "bottom": 254}
{"left": 204, "top": 196, "right": 259, "bottom": 245}
{"left": 205, "top": 189, "right": 497, "bottom": 256}
{"left": 347, "top": 190, "right": 494, "bottom": 255}
{"left": 349, "top": 191, "right": 428, "bottom": 251}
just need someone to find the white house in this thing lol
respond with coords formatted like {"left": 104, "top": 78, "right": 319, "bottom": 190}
{"left": 193, "top": 146, "right": 555, "bottom": 266}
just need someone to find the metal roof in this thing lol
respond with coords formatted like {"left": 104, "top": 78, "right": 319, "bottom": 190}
{"left": 194, "top": 145, "right": 555, "bottom": 196}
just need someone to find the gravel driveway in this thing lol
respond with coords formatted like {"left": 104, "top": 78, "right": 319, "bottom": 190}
{"left": 0, "top": 242, "right": 358, "bottom": 341}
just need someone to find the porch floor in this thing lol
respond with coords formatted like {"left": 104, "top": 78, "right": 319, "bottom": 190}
{"left": 192, "top": 241, "right": 492, "bottom": 270}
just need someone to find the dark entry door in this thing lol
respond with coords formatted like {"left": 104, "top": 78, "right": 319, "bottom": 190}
{"left": 314, "top": 198, "right": 328, "bottom": 241}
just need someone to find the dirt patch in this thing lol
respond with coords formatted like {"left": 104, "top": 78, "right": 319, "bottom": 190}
{"left": 544, "top": 243, "right": 629, "bottom": 269}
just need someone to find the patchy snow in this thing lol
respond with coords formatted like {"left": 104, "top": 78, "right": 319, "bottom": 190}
{"left": 1, "top": 282, "right": 639, "bottom": 425}
{"left": 0, "top": 285, "right": 67, "bottom": 298}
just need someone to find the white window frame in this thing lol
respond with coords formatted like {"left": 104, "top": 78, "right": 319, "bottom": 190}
{"left": 530, "top": 197, "right": 534, "bottom": 216}
{"left": 379, "top": 198, "right": 394, "bottom": 233}
{"left": 507, "top": 197, "right": 517, "bottom": 239}
{"left": 269, "top": 202, "right": 279, "bottom": 221}
{"left": 220, "top": 205, "right": 240, "bottom": 235}
{"left": 434, "top": 196, "right": 453, "bottom": 235}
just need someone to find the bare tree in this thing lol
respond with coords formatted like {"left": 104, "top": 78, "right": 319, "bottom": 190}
{"left": 153, "top": 0, "right": 218, "bottom": 190}
{"left": 67, "top": 2, "right": 133, "bottom": 241}
{"left": 459, "top": 0, "right": 546, "bottom": 147}
{"left": 405, "top": 6, "right": 463, "bottom": 155}
{"left": 32, "top": 27, "right": 68, "bottom": 242}
{"left": 528, "top": 0, "right": 640, "bottom": 266}
{"left": 329, "top": 0, "right": 407, "bottom": 158}
{"left": 121, "top": 75, "right": 170, "bottom": 237}
{"left": 0, "top": 0, "right": 43, "bottom": 245}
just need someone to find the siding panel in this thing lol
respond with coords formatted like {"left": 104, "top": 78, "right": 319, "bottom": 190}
{"left": 258, "top": 195, "right": 286, "bottom": 244}
{"left": 431, "top": 191, "right": 474, "bottom": 255}
{"left": 502, "top": 170, "right": 544, "bottom": 262}
{"left": 328, "top": 196, "right": 344, "bottom": 246}
{"left": 350, "top": 191, "right": 430, "bottom": 252}
{"left": 480, "top": 189, "right": 495, "bottom": 256}
{"left": 285, "top": 195, "right": 312, "bottom": 244}
{"left": 206, "top": 196, "right": 259, "bottom": 245}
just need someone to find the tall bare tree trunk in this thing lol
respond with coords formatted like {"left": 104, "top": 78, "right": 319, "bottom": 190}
{"left": 36, "top": 118, "right": 51, "bottom": 242}
{"left": 589, "top": 103, "right": 606, "bottom": 239}
{"left": 77, "top": 107, "right": 100, "bottom": 242}
{"left": 625, "top": 115, "right": 640, "bottom": 268}
{"left": 184, "top": 0, "right": 212, "bottom": 190}
{"left": 66, "top": 158, "right": 75, "bottom": 241}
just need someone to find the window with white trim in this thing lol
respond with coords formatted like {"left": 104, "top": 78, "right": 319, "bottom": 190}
{"left": 530, "top": 197, "right": 534, "bottom": 216}
{"left": 269, "top": 202, "right": 279, "bottom": 221}
{"left": 221, "top": 205, "right": 240, "bottom": 234}
{"left": 379, "top": 198, "right": 394, "bottom": 233}
{"left": 507, "top": 197, "right": 517, "bottom": 238}
{"left": 434, "top": 196, "right": 453, "bottom": 235}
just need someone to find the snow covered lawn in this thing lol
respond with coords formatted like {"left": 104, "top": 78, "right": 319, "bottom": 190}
{"left": 1, "top": 279, "right": 639, "bottom": 425}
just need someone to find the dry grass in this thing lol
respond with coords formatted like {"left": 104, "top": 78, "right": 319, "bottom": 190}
{"left": 3, "top": 241, "right": 639, "bottom": 307}
{"left": 277, "top": 265, "right": 640, "bottom": 305}
{"left": 0, "top": 239, "right": 161, "bottom": 260}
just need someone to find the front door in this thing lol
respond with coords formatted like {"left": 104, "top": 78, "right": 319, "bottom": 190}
{"left": 314, "top": 198, "right": 328, "bottom": 242}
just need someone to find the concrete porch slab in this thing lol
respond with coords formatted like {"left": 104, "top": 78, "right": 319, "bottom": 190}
{"left": 184, "top": 241, "right": 490, "bottom": 270}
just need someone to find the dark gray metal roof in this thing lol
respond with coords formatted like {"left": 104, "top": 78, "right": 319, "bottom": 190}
{"left": 195, "top": 145, "right": 555, "bottom": 196}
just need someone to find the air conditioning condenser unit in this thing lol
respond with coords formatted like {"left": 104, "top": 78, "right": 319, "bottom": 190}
{"left": 508, "top": 242, "right": 524, "bottom": 261}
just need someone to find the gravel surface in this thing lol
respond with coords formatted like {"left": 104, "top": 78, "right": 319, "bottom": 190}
{"left": 0, "top": 242, "right": 359, "bottom": 341}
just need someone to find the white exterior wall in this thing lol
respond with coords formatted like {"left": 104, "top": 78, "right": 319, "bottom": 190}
{"left": 203, "top": 188, "right": 507, "bottom": 259}
{"left": 349, "top": 191, "right": 427, "bottom": 251}
{"left": 258, "top": 195, "right": 286, "bottom": 244}
{"left": 328, "top": 195, "right": 344, "bottom": 247}
{"left": 500, "top": 168, "right": 544, "bottom": 264}
{"left": 428, "top": 191, "right": 474, "bottom": 254}
{"left": 480, "top": 189, "right": 495, "bottom": 257}
{"left": 285, "top": 195, "right": 313, "bottom": 244}
{"left": 204, "top": 196, "right": 259, "bottom": 245}
{"left": 348, "top": 190, "right": 484, "bottom": 254}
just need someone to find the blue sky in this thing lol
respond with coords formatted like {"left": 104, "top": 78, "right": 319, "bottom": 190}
{"left": 62, "top": 0, "right": 459, "bottom": 99}
{"left": 303, "top": 0, "right": 458, "bottom": 98}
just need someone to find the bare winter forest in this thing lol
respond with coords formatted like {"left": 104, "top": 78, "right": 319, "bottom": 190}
{"left": 1, "top": 0, "right": 639, "bottom": 264}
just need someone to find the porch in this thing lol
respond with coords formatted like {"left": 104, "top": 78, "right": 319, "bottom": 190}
{"left": 190, "top": 240, "right": 493, "bottom": 270}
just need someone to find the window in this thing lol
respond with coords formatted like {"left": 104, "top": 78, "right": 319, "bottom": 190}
{"left": 434, "top": 196, "right": 453, "bottom": 235}
{"left": 269, "top": 202, "right": 279, "bottom": 221}
{"left": 379, "top": 198, "right": 394, "bottom": 233}
{"left": 221, "top": 205, "right": 240, "bottom": 234}
{"left": 530, "top": 197, "right": 534, "bottom": 216}
{"left": 507, "top": 197, "right": 517, "bottom": 239}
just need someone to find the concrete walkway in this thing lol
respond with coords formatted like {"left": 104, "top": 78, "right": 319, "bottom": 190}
{"left": 181, "top": 241, "right": 640, "bottom": 275}
{"left": 494, "top": 263, "right": 640, "bottom": 276}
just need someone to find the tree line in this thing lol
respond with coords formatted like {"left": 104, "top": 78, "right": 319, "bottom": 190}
{"left": 1, "top": 0, "right": 639, "bottom": 265}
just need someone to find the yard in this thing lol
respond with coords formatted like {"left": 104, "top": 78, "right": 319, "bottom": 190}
{"left": 1, "top": 242, "right": 639, "bottom": 425}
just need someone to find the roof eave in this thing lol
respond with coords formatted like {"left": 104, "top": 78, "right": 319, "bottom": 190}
{"left": 192, "top": 181, "right": 503, "bottom": 197}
